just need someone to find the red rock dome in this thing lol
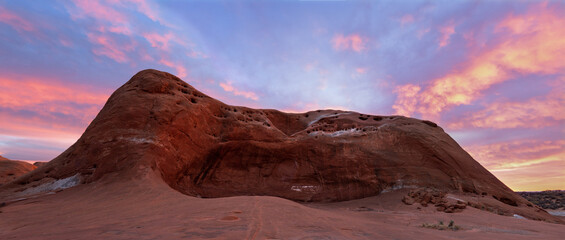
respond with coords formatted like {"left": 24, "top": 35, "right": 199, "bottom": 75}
{"left": 5, "top": 69, "right": 558, "bottom": 222}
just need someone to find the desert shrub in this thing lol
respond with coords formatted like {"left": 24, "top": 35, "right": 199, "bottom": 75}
{"left": 421, "top": 220, "right": 460, "bottom": 231}
{"left": 518, "top": 190, "right": 564, "bottom": 209}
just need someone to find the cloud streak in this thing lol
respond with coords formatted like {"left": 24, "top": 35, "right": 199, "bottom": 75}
{"left": 0, "top": 6, "right": 35, "bottom": 32}
{"left": 65, "top": 0, "right": 199, "bottom": 78}
{"left": 393, "top": 5, "right": 565, "bottom": 119}
{"left": 219, "top": 82, "right": 259, "bottom": 101}
{"left": 465, "top": 139, "right": 565, "bottom": 191}
{"left": 438, "top": 21, "right": 455, "bottom": 47}
{"left": 0, "top": 75, "right": 110, "bottom": 160}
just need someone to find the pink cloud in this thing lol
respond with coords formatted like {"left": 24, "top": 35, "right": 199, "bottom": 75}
{"left": 159, "top": 58, "right": 187, "bottom": 78}
{"left": 393, "top": 6, "right": 565, "bottom": 118}
{"left": 332, "top": 34, "right": 368, "bottom": 52}
{"left": 304, "top": 62, "right": 317, "bottom": 72}
{"left": 488, "top": 160, "right": 565, "bottom": 191}
{"left": 70, "top": 0, "right": 128, "bottom": 24}
{"left": 98, "top": 25, "right": 132, "bottom": 35}
{"left": 87, "top": 33, "right": 132, "bottom": 63}
{"left": 438, "top": 22, "right": 455, "bottom": 47}
{"left": 219, "top": 82, "right": 259, "bottom": 101}
{"left": 465, "top": 139, "right": 565, "bottom": 168}
{"left": 400, "top": 14, "right": 414, "bottom": 25}
{"left": 355, "top": 68, "right": 367, "bottom": 74}
{"left": 463, "top": 139, "right": 565, "bottom": 191}
{"left": 143, "top": 32, "right": 175, "bottom": 51}
{"left": 186, "top": 49, "right": 208, "bottom": 59}
{"left": 0, "top": 115, "right": 85, "bottom": 142}
{"left": 417, "top": 28, "right": 430, "bottom": 39}
{"left": 392, "top": 84, "right": 421, "bottom": 117}
{"left": 119, "top": 0, "right": 158, "bottom": 22}
{"left": 0, "top": 75, "right": 109, "bottom": 146}
{"left": 445, "top": 77, "right": 565, "bottom": 129}
{"left": 69, "top": 0, "right": 160, "bottom": 35}
{"left": 67, "top": 0, "right": 207, "bottom": 69}
{"left": 59, "top": 37, "right": 73, "bottom": 47}
{"left": 465, "top": 97, "right": 563, "bottom": 129}
{"left": 0, "top": 77, "right": 108, "bottom": 107}
{"left": 68, "top": 1, "right": 147, "bottom": 63}
{"left": 0, "top": 6, "right": 35, "bottom": 32}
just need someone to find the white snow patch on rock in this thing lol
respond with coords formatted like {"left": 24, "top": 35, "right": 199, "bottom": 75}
{"left": 329, "top": 128, "right": 362, "bottom": 137}
{"left": 447, "top": 195, "right": 465, "bottom": 202}
{"left": 513, "top": 214, "right": 526, "bottom": 220}
{"left": 21, "top": 174, "right": 81, "bottom": 195}
{"left": 548, "top": 211, "right": 565, "bottom": 217}
{"left": 308, "top": 112, "right": 351, "bottom": 126}
{"left": 380, "top": 180, "right": 419, "bottom": 193}
{"left": 291, "top": 185, "right": 319, "bottom": 193}
{"left": 118, "top": 136, "right": 163, "bottom": 147}
{"left": 308, "top": 128, "right": 363, "bottom": 137}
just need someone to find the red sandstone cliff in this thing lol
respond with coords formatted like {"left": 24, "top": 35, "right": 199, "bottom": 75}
{"left": 2, "top": 69, "right": 559, "bottom": 223}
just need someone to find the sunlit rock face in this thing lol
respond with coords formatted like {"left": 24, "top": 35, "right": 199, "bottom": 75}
{"left": 0, "top": 156, "right": 36, "bottom": 185}
{"left": 11, "top": 70, "right": 521, "bottom": 205}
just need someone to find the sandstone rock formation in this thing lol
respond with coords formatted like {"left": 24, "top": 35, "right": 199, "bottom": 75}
{"left": 33, "top": 162, "right": 48, "bottom": 168}
{"left": 402, "top": 188, "right": 467, "bottom": 213}
{"left": 2, "top": 69, "right": 560, "bottom": 223}
{"left": 0, "top": 156, "right": 36, "bottom": 185}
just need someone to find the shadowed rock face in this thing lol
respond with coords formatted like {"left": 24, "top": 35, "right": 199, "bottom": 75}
{"left": 8, "top": 70, "right": 523, "bottom": 206}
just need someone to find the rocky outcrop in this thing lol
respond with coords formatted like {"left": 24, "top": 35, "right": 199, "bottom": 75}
{"left": 33, "top": 162, "right": 48, "bottom": 168}
{"left": 402, "top": 188, "right": 467, "bottom": 213}
{"left": 0, "top": 156, "right": 36, "bottom": 185}
{"left": 3, "top": 69, "right": 559, "bottom": 222}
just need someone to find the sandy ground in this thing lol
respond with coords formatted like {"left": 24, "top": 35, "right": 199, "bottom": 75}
{"left": 1, "top": 173, "right": 564, "bottom": 240}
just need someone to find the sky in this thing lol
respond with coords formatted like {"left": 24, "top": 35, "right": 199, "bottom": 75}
{"left": 0, "top": 0, "right": 563, "bottom": 191}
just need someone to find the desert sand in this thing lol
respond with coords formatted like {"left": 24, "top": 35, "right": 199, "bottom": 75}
{"left": 1, "top": 69, "right": 564, "bottom": 239}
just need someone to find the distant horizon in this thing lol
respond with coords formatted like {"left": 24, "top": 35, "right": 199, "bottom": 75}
{"left": 1, "top": 0, "right": 564, "bottom": 191}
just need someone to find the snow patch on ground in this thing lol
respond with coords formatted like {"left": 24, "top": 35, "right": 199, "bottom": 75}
{"left": 513, "top": 214, "right": 526, "bottom": 220}
{"left": 548, "top": 210, "right": 565, "bottom": 217}
{"left": 21, "top": 174, "right": 81, "bottom": 195}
